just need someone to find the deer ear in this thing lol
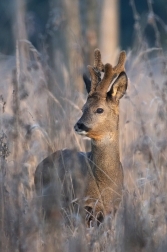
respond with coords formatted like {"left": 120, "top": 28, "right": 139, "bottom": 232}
{"left": 83, "top": 73, "right": 91, "bottom": 93}
{"left": 108, "top": 72, "right": 128, "bottom": 101}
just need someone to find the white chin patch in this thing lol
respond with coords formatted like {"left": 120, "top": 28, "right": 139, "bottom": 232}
{"left": 77, "top": 131, "right": 87, "bottom": 136}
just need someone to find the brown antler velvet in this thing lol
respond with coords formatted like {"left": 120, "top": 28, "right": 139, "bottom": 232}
{"left": 96, "top": 51, "right": 126, "bottom": 95}
{"left": 88, "top": 48, "right": 104, "bottom": 95}
{"left": 87, "top": 49, "right": 126, "bottom": 97}
{"left": 94, "top": 48, "right": 104, "bottom": 71}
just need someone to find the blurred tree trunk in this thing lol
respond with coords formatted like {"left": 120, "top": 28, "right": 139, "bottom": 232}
{"left": 85, "top": 0, "right": 98, "bottom": 65}
{"left": 100, "top": 0, "right": 119, "bottom": 64}
{"left": 63, "top": 0, "right": 84, "bottom": 91}
{"left": 15, "top": 0, "right": 29, "bottom": 69}
{"left": 79, "top": 0, "right": 98, "bottom": 70}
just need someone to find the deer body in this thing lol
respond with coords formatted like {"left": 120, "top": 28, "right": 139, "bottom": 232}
{"left": 34, "top": 49, "right": 127, "bottom": 222}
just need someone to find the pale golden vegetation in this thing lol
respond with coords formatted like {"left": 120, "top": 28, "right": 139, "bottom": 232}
{"left": 0, "top": 0, "right": 167, "bottom": 252}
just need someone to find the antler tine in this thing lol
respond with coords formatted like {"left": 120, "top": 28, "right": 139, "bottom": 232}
{"left": 94, "top": 48, "right": 104, "bottom": 72}
{"left": 113, "top": 51, "right": 126, "bottom": 73}
{"left": 87, "top": 48, "right": 104, "bottom": 96}
{"left": 96, "top": 63, "right": 114, "bottom": 94}
{"left": 96, "top": 51, "right": 126, "bottom": 95}
{"left": 87, "top": 65, "right": 99, "bottom": 95}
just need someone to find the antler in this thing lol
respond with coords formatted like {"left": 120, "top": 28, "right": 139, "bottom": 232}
{"left": 93, "top": 48, "right": 104, "bottom": 72}
{"left": 96, "top": 51, "right": 126, "bottom": 95}
{"left": 86, "top": 50, "right": 126, "bottom": 97}
{"left": 87, "top": 48, "right": 104, "bottom": 96}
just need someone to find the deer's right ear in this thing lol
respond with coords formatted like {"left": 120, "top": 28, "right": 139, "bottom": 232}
{"left": 83, "top": 73, "right": 91, "bottom": 93}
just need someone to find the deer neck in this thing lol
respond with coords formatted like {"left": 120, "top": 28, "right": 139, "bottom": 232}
{"left": 89, "top": 130, "right": 120, "bottom": 175}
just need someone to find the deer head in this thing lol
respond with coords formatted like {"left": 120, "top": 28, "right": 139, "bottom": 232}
{"left": 74, "top": 49, "right": 128, "bottom": 141}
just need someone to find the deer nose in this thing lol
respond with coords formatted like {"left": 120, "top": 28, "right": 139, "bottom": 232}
{"left": 74, "top": 122, "right": 89, "bottom": 132}
{"left": 77, "top": 122, "right": 85, "bottom": 130}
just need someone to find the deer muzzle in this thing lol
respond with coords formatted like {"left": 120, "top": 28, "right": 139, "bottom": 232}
{"left": 74, "top": 122, "right": 90, "bottom": 135}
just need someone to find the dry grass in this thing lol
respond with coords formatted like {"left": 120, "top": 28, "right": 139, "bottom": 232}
{"left": 0, "top": 41, "right": 167, "bottom": 252}
{"left": 0, "top": 1, "right": 167, "bottom": 251}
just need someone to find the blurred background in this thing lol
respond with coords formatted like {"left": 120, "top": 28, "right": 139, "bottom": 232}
{"left": 1, "top": 0, "right": 166, "bottom": 96}
{"left": 0, "top": 0, "right": 167, "bottom": 58}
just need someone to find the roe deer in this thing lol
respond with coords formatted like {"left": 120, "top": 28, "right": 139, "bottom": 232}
{"left": 34, "top": 49, "right": 128, "bottom": 224}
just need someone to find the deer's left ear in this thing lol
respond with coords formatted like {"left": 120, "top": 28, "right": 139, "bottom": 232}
{"left": 108, "top": 72, "right": 128, "bottom": 101}
{"left": 83, "top": 73, "right": 91, "bottom": 93}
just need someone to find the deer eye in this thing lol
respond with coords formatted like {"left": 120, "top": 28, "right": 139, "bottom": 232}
{"left": 96, "top": 108, "right": 104, "bottom": 114}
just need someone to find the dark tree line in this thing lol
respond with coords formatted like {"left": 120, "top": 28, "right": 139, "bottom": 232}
{"left": 0, "top": 0, "right": 166, "bottom": 54}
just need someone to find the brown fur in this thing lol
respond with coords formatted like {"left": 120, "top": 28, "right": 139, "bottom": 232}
{"left": 34, "top": 49, "right": 128, "bottom": 224}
